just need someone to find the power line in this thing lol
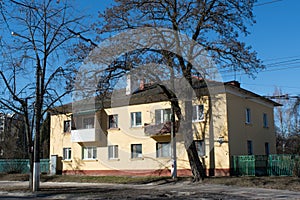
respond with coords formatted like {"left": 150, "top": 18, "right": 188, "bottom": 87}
{"left": 254, "top": 0, "right": 283, "bottom": 7}
{"left": 242, "top": 83, "right": 300, "bottom": 90}
{"left": 264, "top": 94, "right": 300, "bottom": 100}
{"left": 220, "top": 56, "right": 300, "bottom": 77}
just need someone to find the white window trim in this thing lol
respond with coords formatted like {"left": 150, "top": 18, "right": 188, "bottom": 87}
{"left": 155, "top": 109, "right": 171, "bottom": 124}
{"left": 131, "top": 112, "right": 142, "bottom": 127}
{"left": 82, "top": 116, "right": 95, "bottom": 129}
{"left": 192, "top": 104, "right": 204, "bottom": 122}
{"left": 82, "top": 146, "right": 97, "bottom": 160}
{"left": 195, "top": 140, "right": 205, "bottom": 157}
{"left": 108, "top": 145, "right": 119, "bottom": 160}
{"left": 109, "top": 114, "right": 118, "bottom": 129}
{"left": 131, "top": 144, "right": 143, "bottom": 159}
{"left": 156, "top": 142, "right": 171, "bottom": 158}
{"left": 63, "top": 147, "right": 72, "bottom": 160}
{"left": 63, "top": 120, "right": 71, "bottom": 133}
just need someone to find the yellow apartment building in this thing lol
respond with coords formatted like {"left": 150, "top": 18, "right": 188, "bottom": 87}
{"left": 49, "top": 80, "right": 280, "bottom": 176}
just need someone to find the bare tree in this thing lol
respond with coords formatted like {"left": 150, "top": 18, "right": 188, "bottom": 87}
{"left": 0, "top": 0, "right": 85, "bottom": 191}
{"left": 272, "top": 87, "right": 300, "bottom": 154}
{"left": 90, "top": 0, "right": 263, "bottom": 181}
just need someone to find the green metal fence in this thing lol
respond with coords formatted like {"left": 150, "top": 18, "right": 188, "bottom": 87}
{"left": 0, "top": 159, "right": 49, "bottom": 174}
{"left": 232, "top": 155, "right": 300, "bottom": 176}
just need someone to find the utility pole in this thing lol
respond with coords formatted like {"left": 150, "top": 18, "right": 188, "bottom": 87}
{"left": 33, "top": 59, "right": 42, "bottom": 192}
{"left": 170, "top": 65, "right": 177, "bottom": 179}
{"left": 171, "top": 104, "right": 177, "bottom": 179}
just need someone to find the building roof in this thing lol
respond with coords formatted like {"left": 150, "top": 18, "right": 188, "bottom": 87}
{"left": 224, "top": 81, "right": 282, "bottom": 107}
{"left": 49, "top": 79, "right": 281, "bottom": 115}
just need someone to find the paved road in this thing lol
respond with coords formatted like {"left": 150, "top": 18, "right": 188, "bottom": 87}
{"left": 0, "top": 181, "right": 299, "bottom": 199}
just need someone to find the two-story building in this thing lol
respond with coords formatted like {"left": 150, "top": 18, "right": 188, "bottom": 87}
{"left": 49, "top": 80, "right": 280, "bottom": 176}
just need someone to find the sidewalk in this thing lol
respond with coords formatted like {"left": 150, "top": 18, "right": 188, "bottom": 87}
{"left": 0, "top": 181, "right": 299, "bottom": 199}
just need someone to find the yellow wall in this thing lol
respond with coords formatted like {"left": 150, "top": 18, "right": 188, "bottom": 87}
{"left": 226, "top": 88, "right": 276, "bottom": 156}
{"left": 49, "top": 86, "right": 277, "bottom": 176}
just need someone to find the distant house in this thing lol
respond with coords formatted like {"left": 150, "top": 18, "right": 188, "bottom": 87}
{"left": 49, "top": 79, "right": 280, "bottom": 176}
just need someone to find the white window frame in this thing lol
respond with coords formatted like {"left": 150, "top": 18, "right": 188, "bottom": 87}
{"left": 155, "top": 109, "right": 171, "bottom": 125}
{"left": 192, "top": 105, "right": 204, "bottom": 122}
{"left": 245, "top": 108, "right": 251, "bottom": 124}
{"left": 156, "top": 142, "right": 171, "bottom": 158}
{"left": 131, "top": 144, "right": 142, "bottom": 158}
{"left": 63, "top": 120, "right": 71, "bottom": 133}
{"left": 195, "top": 140, "right": 205, "bottom": 157}
{"left": 108, "top": 145, "right": 119, "bottom": 159}
{"left": 82, "top": 146, "right": 97, "bottom": 160}
{"left": 263, "top": 113, "right": 268, "bottom": 128}
{"left": 131, "top": 112, "right": 142, "bottom": 127}
{"left": 63, "top": 147, "right": 71, "bottom": 160}
{"left": 109, "top": 114, "right": 118, "bottom": 129}
{"left": 82, "top": 116, "right": 95, "bottom": 129}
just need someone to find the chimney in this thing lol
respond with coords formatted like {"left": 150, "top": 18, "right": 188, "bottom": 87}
{"left": 226, "top": 80, "right": 240, "bottom": 88}
{"left": 139, "top": 78, "right": 145, "bottom": 90}
{"left": 126, "top": 74, "right": 131, "bottom": 95}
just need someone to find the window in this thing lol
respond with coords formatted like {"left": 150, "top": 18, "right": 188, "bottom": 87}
{"left": 195, "top": 140, "right": 205, "bottom": 157}
{"left": 265, "top": 142, "right": 270, "bottom": 155}
{"left": 108, "top": 145, "right": 119, "bottom": 159}
{"left": 63, "top": 120, "right": 71, "bottom": 133}
{"left": 109, "top": 115, "right": 118, "bottom": 128}
{"left": 263, "top": 113, "right": 268, "bottom": 128}
{"left": 131, "top": 112, "right": 142, "bottom": 127}
{"left": 156, "top": 142, "right": 171, "bottom": 158}
{"left": 63, "top": 147, "right": 71, "bottom": 160}
{"left": 247, "top": 140, "right": 253, "bottom": 155}
{"left": 155, "top": 109, "right": 171, "bottom": 125}
{"left": 83, "top": 117, "right": 94, "bottom": 129}
{"left": 245, "top": 108, "right": 251, "bottom": 124}
{"left": 131, "top": 144, "right": 142, "bottom": 158}
{"left": 82, "top": 146, "right": 97, "bottom": 160}
{"left": 193, "top": 105, "right": 204, "bottom": 121}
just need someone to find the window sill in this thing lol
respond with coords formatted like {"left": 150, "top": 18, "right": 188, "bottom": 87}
{"left": 62, "top": 159, "right": 72, "bottom": 162}
{"left": 108, "top": 158, "right": 120, "bottom": 161}
{"left": 130, "top": 157, "right": 144, "bottom": 161}
{"left": 108, "top": 128, "right": 120, "bottom": 131}
{"left": 82, "top": 159, "right": 98, "bottom": 162}
{"left": 156, "top": 157, "right": 171, "bottom": 159}
{"left": 130, "top": 126, "right": 143, "bottom": 129}
{"left": 192, "top": 120, "right": 205, "bottom": 123}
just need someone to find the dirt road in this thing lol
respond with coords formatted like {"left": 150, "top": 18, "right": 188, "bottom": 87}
{"left": 0, "top": 180, "right": 299, "bottom": 199}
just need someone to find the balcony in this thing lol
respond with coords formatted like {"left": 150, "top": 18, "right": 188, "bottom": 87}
{"left": 144, "top": 121, "right": 179, "bottom": 137}
{"left": 71, "top": 129, "right": 99, "bottom": 142}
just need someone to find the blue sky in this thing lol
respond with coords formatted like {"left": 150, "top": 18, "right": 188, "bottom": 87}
{"left": 75, "top": 0, "right": 300, "bottom": 97}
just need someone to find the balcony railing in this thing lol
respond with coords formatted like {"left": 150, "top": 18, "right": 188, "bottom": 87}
{"left": 144, "top": 121, "right": 179, "bottom": 137}
{"left": 71, "top": 129, "right": 99, "bottom": 142}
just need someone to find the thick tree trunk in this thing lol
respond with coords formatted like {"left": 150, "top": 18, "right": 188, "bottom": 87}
{"left": 186, "top": 141, "right": 206, "bottom": 181}
{"left": 183, "top": 92, "right": 206, "bottom": 181}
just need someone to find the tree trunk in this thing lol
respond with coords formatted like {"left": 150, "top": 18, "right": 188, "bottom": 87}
{"left": 186, "top": 141, "right": 206, "bottom": 181}
{"left": 183, "top": 88, "right": 206, "bottom": 181}
{"left": 29, "top": 151, "right": 33, "bottom": 189}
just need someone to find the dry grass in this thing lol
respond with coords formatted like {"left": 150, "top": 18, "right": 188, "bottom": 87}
{"left": 203, "top": 176, "right": 300, "bottom": 191}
